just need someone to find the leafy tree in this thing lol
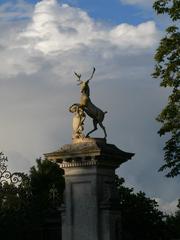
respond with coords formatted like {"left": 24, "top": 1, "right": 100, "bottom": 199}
{"left": 116, "top": 176, "right": 168, "bottom": 240}
{"left": 0, "top": 157, "right": 65, "bottom": 239}
{"left": 0, "top": 153, "right": 29, "bottom": 238}
{"left": 152, "top": 0, "right": 180, "bottom": 176}
{"left": 29, "top": 158, "right": 65, "bottom": 209}
{"left": 165, "top": 199, "right": 180, "bottom": 238}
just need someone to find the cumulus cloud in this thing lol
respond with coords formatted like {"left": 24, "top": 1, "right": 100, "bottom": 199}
{"left": 19, "top": 0, "right": 158, "bottom": 54}
{"left": 0, "top": 0, "right": 159, "bottom": 78}
{"left": 0, "top": 0, "right": 179, "bottom": 209}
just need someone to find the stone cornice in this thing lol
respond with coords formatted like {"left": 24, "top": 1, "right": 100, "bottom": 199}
{"left": 45, "top": 138, "right": 134, "bottom": 169}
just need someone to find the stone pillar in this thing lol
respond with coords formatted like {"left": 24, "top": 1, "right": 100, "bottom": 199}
{"left": 45, "top": 138, "right": 134, "bottom": 240}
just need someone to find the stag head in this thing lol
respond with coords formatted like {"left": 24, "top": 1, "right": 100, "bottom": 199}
{"left": 74, "top": 67, "right": 95, "bottom": 95}
{"left": 74, "top": 67, "right": 95, "bottom": 84}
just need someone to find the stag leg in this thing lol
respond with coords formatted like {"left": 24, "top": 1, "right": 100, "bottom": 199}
{"left": 86, "top": 119, "right": 98, "bottom": 137}
{"left": 99, "top": 122, "right": 107, "bottom": 139}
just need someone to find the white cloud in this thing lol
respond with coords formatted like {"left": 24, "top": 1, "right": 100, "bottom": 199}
{"left": 0, "top": 0, "right": 159, "bottom": 78}
{"left": 18, "top": 0, "right": 159, "bottom": 55}
{"left": 109, "top": 21, "right": 157, "bottom": 49}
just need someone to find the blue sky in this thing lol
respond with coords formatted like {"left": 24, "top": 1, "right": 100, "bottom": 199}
{"left": 0, "top": 0, "right": 179, "bottom": 213}
{"left": 62, "top": 0, "right": 154, "bottom": 24}
{"left": 0, "top": 0, "right": 155, "bottom": 24}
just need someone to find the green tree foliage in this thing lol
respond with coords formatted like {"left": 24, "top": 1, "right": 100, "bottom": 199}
{"left": 0, "top": 153, "right": 30, "bottom": 238}
{"left": 152, "top": 0, "right": 180, "bottom": 177}
{"left": 116, "top": 176, "right": 175, "bottom": 240}
{"left": 165, "top": 199, "right": 180, "bottom": 238}
{"left": 26, "top": 158, "right": 65, "bottom": 235}
{"left": 30, "top": 158, "right": 65, "bottom": 209}
{"left": 0, "top": 157, "right": 65, "bottom": 239}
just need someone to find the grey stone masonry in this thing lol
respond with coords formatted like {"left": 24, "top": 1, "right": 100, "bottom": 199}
{"left": 45, "top": 138, "right": 134, "bottom": 240}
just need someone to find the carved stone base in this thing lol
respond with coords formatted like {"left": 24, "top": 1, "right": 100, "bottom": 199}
{"left": 45, "top": 138, "right": 134, "bottom": 240}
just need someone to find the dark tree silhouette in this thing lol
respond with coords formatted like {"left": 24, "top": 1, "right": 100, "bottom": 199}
{"left": 0, "top": 157, "right": 65, "bottom": 240}
{"left": 116, "top": 176, "right": 169, "bottom": 240}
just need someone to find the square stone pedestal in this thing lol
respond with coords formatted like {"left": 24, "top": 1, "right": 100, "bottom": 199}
{"left": 45, "top": 138, "right": 134, "bottom": 240}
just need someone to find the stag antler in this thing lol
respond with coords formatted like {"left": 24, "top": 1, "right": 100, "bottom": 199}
{"left": 74, "top": 72, "right": 82, "bottom": 82}
{"left": 74, "top": 67, "right": 95, "bottom": 83}
{"left": 87, "top": 67, "right": 95, "bottom": 81}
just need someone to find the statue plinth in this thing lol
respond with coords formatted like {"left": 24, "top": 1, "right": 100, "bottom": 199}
{"left": 45, "top": 138, "right": 134, "bottom": 240}
{"left": 72, "top": 137, "right": 106, "bottom": 144}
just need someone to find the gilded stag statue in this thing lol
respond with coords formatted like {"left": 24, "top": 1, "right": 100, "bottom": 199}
{"left": 73, "top": 67, "right": 107, "bottom": 138}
